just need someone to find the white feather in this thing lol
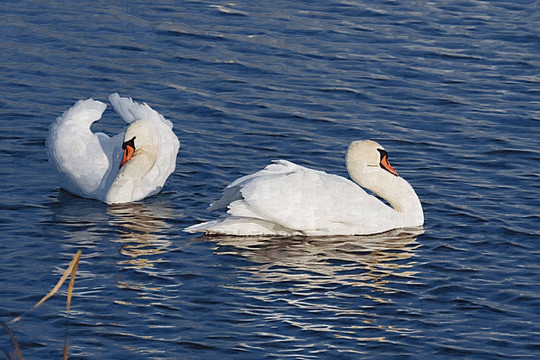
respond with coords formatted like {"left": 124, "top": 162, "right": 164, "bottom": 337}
{"left": 48, "top": 94, "right": 180, "bottom": 204}
{"left": 186, "top": 141, "right": 423, "bottom": 236}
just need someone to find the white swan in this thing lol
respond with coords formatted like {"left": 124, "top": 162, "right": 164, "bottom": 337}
{"left": 47, "top": 93, "right": 180, "bottom": 204}
{"left": 185, "top": 140, "right": 423, "bottom": 236}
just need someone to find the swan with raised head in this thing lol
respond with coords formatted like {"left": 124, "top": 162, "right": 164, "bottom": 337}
{"left": 47, "top": 93, "right": 180, "bottom": 204}
{"left": 185, "top": 140, "right": 423, "bottom": 236}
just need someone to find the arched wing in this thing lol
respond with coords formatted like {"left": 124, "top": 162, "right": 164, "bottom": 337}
{"left": 47, "top": 99, "right": 120, "bottom": 199}
{"left": 109, "top": 93, "right": 180, "bottom": 200}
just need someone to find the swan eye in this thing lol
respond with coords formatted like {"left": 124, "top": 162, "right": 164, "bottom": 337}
{"left": 122, "top": 136, "right": 136, "bottom": 150}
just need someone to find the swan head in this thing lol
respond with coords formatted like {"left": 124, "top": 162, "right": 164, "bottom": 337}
{"left": 346, "top": 140, "right": 398, "bottom": 187}
{"left": 120, "top": 119, "right": 159, "bottom": 168}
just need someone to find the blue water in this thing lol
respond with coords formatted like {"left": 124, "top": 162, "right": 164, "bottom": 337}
{"left": 1, "top": 0, "right": 539, "bottom": 358}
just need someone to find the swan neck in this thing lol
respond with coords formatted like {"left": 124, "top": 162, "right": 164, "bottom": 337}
{"left": 105, "top": 150, "right": 157, "bottom": 203}
{"left": 347, "top": 161, "right": 423, "bottom": 224}
{"left": 377, "top": 177, "right": 421, "bottom": 215}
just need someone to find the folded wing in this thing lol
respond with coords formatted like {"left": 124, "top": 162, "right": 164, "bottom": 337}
{"left": 194, "top": 160, "right": 395, "bottom": 235}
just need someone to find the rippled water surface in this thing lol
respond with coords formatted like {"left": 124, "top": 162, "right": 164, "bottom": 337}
{"left": 1, "top": 1, "right": 539, "bottom": 359}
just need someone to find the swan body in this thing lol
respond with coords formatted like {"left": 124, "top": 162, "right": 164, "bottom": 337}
{"left": 185, "top": 140, "right": 423, "bottom": 236}
{"left": 47, "top": 93, "right": 180, "bottom": 204}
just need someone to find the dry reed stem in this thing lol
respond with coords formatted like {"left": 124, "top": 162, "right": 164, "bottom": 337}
{"left": 2, "top": 322, "right": 24, "bottom": 360}
{"left": 3, "top": 250, "right": 81, "bottom": 360}
{"left": 33, "top": 250, "right": 82, "bottom": 311}
{"left": 62, "top": 340, "right": 69, "bottom": 360}
{"left": 66, "top": 251, "right": 81, "bottom": 312}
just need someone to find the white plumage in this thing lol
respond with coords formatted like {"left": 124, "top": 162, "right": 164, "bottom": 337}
{"left": 47, "top": 93, "right": 180, "bottom": 204}
{"left": 185, "top": 141, "right": 423, "bottom": 236}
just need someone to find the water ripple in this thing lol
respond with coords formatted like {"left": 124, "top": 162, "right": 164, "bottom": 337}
{"left": 0, "top": 0, "right": 539, "bottom": 358}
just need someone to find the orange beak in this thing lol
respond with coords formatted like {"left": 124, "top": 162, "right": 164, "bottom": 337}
{"left": 380, "top": 153, "right": 398, "bottom": 177}
{"left": 120, "top": 143, "right": 135, "bottom": 168}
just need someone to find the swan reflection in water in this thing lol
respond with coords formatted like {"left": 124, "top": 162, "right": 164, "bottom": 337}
{"left": 106, "top": 202, "right": 178, "bottom": 309}
{"left": 107, "top": 202, "right": 174, "bottom": 271}
{"left": 50, "top": 191, "right": 175, "bottom": 272}
{"left": 45, "top": 192, "right": 178, "bottom": 357}
{"left": 210, "top": 228, "right": 422, "bottom": 294}
{"left": 202, "top": 227, "right": 424, "bottom": 343}
{"left": 49, "top": 191, "right": 177, "bottom": 303}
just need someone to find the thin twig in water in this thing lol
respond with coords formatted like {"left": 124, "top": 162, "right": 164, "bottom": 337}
{"left": 4, "top": 250, "right": 82, "bottom": 360}
{"left": 33, "top": 250, "right": 82, "bottom": 311}
{"left": 63, "top": 339, "right": 69, "bottom": 360}
{"left": 2, "top": 322, "right": 24, "bottom": 360}
{"left": 66, "top": 251, "right": 81, "bottom": 312}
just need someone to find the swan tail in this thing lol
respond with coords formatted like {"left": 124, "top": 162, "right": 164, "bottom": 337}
{"left": 184, "top": 217, "right": 295, "bottom": 236}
